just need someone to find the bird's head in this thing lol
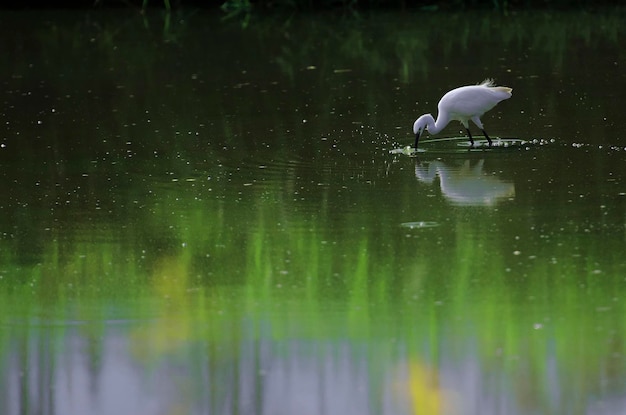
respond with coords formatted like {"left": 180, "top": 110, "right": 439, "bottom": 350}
{"left": 413, "top": 114, "right": 432, "bottom": 136}
{"left": 413, "top": 114, "right": 433, "bottom": 150}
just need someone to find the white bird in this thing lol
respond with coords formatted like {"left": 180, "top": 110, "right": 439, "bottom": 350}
{"left": 413, "top": 79, "right": 512, "bottom": 150}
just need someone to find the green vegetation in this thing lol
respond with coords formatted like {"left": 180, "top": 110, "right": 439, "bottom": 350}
{"left": 228, "top": 0, "right": 624, "bottom": 11}
{"left": 106, "top": 0, "right": 626, "bottom": 11}
{"left": 85, "top": 0, "right": 626, "bottom": 18}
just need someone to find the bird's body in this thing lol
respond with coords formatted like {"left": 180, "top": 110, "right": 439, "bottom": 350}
{"left": 413, "top": 79, "right": 512, "bottom": 149}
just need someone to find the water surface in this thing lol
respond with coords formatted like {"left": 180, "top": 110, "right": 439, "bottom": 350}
{"left": 1, "top": 9, "right": 625, "bottom": 415}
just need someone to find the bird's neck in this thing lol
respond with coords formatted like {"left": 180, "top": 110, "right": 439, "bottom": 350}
{"left": 428, "top": 113, "right": 449, "bottom": 135}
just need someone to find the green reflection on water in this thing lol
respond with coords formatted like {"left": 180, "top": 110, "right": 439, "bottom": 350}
{"left": 1, "top": 7, "right": 626, "bottom": 415}
{"left": 1, "top": 173, "right": 624, "bottom": 412}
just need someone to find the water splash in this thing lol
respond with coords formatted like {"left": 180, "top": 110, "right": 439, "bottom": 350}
{"left": 389, "top": 137, "right": 555, "bottom": 155}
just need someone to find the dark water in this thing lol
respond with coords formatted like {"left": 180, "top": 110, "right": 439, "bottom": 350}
{"left": 1, "top": 8, "right": 625, "bottom": 415}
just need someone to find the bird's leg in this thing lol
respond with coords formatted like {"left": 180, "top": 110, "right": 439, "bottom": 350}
{"left": 482, "top": 129, "right": 493, "bottom": 146}
{"left": 466, "top": 128, "right": 475, "bottom": 147}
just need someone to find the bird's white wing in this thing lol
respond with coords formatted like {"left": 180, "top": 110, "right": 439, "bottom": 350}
{"left": 439, "top": 85, "right": 510, "bottom": 117}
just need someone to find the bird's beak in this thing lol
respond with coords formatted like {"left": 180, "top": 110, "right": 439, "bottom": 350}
{"left": 414, "top": 131, "right": 421, "bottom": 151}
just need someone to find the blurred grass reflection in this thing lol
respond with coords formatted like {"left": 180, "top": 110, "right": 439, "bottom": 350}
{"left": 0, "top": 174, "right": 625, "bottom": 412}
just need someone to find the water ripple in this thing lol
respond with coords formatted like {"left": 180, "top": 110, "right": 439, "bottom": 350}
{"left": 400, "top": 221, "right": 440, "bottom": 229}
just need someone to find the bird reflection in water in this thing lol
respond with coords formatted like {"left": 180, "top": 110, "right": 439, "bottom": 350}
{"left": 414, "top": 159, "right": 515, "bottom": 206}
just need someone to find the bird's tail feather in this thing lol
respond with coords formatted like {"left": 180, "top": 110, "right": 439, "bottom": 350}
{"left": 480, "top": 79, "right": 512, "bottom": 95}
{"left": 493, "top": 86, "right": 513, "bottom": 94}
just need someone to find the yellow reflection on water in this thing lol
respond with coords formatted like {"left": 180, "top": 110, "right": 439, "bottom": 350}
{"left": 406, "top": 361, "right": 457, "bottom": 415}
{"left": 130, "top": 254, "right": 193, "bottom": 360}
